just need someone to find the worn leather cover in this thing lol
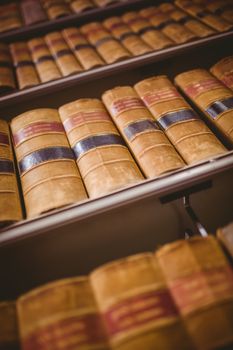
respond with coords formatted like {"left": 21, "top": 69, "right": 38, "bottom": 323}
{"left": 103, "top": 17, "right": 152, "bottom": 56}
{"left": 0, "top": 3, "right": 22, "bottom": 33}
{"left": 28, "top": 37, "right": 62, "bottom": 83}
{"left": 90, "top": 253, "right": 193, "bottom": 350}
{"left": 59, "top": 98, "right": 143, "bottom": 198}
{"left": 122, "top": 11, "right": 174, "bottom": 50}
{"left": 205, "top": 1, "right": 233, "bottom": 24}
{"left": 210, "top": 56, "right": 233, "bottom": 91}
{"left": 62, "top": 27, "right": 104, "bottom": 69}
{"left": 20, "top": 0, "right": 47, "bottom": 25}
{"left": 175, "top": 69, "right": 233, "bottom": 144}
{"left": 45, "top": 31, "right": 83, "bottom": 76}
{"left": 93, "top": 0, "right": 118, "bottom": 7}
{"left": 10, "top": 42, "right": 40, "bottom": 90}
{"left": 0, "top": 43, "right": 16, "bottom": 93}
{"left": 134, "top": 75, "right": 226, "bottom": 165}
{"left": 11, "top": 108, "right": 87, "bottom": 218}
{"left": 0, "top": 119, "right": 22, "bottom": 226}
{"left": 17, "top": 277, "right": 109, "bottom": 350}
{"left": 0, "top": 301, "right": 18, "bottom": 350}
{"left": 41, "top": 0, "right": 71, "bottom": 19}
{"left": 68, "top": 0, "right": 95, "bottom": 13}
{"left": 217, "top": 221, "right": 233, "bottom": 258}
{"left": 102, "top": 86, "right": 185, "bottom": 178}
{"left": 156, "top": 236, "right": 233, "bottom": 349}
{"left": 80, "top": 22, "right": 131, "bottom": 64}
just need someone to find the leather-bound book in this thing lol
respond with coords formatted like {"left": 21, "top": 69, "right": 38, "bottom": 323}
{"left": 217, "top": 221, "right": 233, "bottom": 259}
{"left": 66, "top": 0, "right": 95, "bottom": 13}
{"left": 11, "top": 108, "right": 87, "bottom": 218}
{"left": 102, "top": 86, "right": 185, "bottom": 178}
{"left": 139, "top": 7, "right": 196, "bottom": 44}
{"left": 90, "top": 253, "right": 193, "bottom": 350}
{"left": 20, "top": 0, "right": 47, "bottom": 25}
{"left": 45, "top": 31, "right": 83, "bottom": 76}
{"left": 28, "top": 37, "right": 62, "bottom": 83}
{"left": 156, "top": 236, "right": 233, "bottom": 349}
{"left": 80, "top": 22, "right": 131, "bottom": 64}
{"left": 0, "top": 119, "right": 22, "bottom": 226}
{"left": 103, "top": 17, "right": 152, "bottom": 56}
{"left": 205, "top": 1, "right": 233, "bottom": 24}
{"left": 17, "top": 277, "right": 110, "bottom": 350}
{"left": 0, "top": 301, "right": 18, "bottom": 350}
{"left": 93, "top": 0, "right": 118, "bottom": 7}
{"left": 134, "top": 76, "right": 226, "bottom": 165}
{"left": 175, "top": 69, "right": 233, "bottom": 144}
{"left": 0, "top": 3, "right": 22, "bottom": 33}
{"left": 41, "top": 0, "right": 71, "bottom": 19}
{"left": 0, "top": 43, "right": 16, "bottom": 93}
{"left": 59, "top": 98, "right": 143, "bottom": 198}
{"left": 175, "top": 0, "right": 232, "bottom": 32}
{"left": 122, "top": 11, "right": 174, "bottom": 50}
{"left": 62, "top": 27, "right": 104, "bottom": 69}
{"left": 159, "top": 3, "right": 215, "bottom": 38}
{"left": 10, "top": 42, "right": 40, "bottom": 90}
{"left": 210, "top": 56, "right": 233, "bottom": 91}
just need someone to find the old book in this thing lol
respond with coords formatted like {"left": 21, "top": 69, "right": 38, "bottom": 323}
{"left": 217, "top": 221, "right": 233, "bottom": 258}
{"left": 210, "top": 56, "right": 233, "bottom": 91}
{"left": 0, "top": 3, "right": 22, "bottom": 33}
{"left": 0, "top": 119, "right": 22, "bottom": 226}
{"left": 102, "top": 86, "right": 185, "bottom": 178}
{"left": 20, "top": 0, "right": 47, "bottom": 25}
{"left": 10, "top": 42, "right": 40, "bottom": 90}
{"left": 0, "top": 301, "right": 18, "bottom": 350}
{"left": 62, "top": 27, "right": 104, "bottom": 69}
{"left": 156, "top": 236, "right": 233, "bottom": 349}
{"left": 122, "top": 11, "right": 174, "bottom": 50}
{"left": 11, "top": 108, "right": 87, "bottom": 218}
{"left": 134, "top": 75, "right": 226, "bottom": 165}
{"left": 80, "top": 22, "right": 131, "bottom": 64}
{"left": 139, "top": 7, "right": 196, "bottom": 44}
{"left": 90, "top": 253, "right": 193, "bottom": 350}
{"left": 103, "top": 17, "right": 152, "bottom": 56}
{"left": 59, "top": 98, "right": 143, "bottom": 198}
{"left": 17, "top": 277, "right": 110, "bottom": 350}
{"left": 93, "top": 0, "right": 118, "bottom": 7}
{"left": 0, "top": 43, "right": 16, "bottom": 93}
{"left": 159, "top": 3, "right": 215, "bottom": 38}
{"left": 205, "top": 1, "right": 233, "bottom": 24}
{"left": 45, "top": 31, "right": 83, "bottom": 76}
{"left": 175, "top": 69, "right": 233, "bottom": 144}
{"left": 66, "top": 0, "right": 95, "bottom": 13}
{"left": 41, "top": 0, "right": 71, "bottom": 19}
{"left": 28, "top": 37, "right": 62, "bottom": 83}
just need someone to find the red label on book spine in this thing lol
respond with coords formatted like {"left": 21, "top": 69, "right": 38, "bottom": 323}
{"left": 184, "top": 79, "right": 224, "bottom": 98}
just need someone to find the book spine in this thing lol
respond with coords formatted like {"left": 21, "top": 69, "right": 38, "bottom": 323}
{"left": 41, "top": 0, "right": 71, "bottom": 19}
{"left": 210, "top": 56, "right": 233, "bottom": 91}
{"left": 28, "top": 38, "right": 62, "bottom": 83}
{"left": 174, "top": 68, "right": 233, "bottom": 145}
{"left": 156, "top": 236, "right": 233, "bottom": 349}
{"left": 0, "top": 3, "right": 22, "bottom": 33}
{"left": 10, "top": 108, "right": 87, "bottom": 218}
{"left": 134, "top": 75, "right": 226, "bottom": 165}
{"left": 20, "top": 0, "right": 47, "bottom": 25}
{"left": 69, "top": 0, "right": 95, "bottom": 13}
{"left": 205, "top": 2, "right": 233, "bottom": 24}
{"left": 0, "top": 43, "right": 16, "bottom": 92}
{"left": 93, "top": 0, "right": 119, "bottom": 7}
{"left": 217, "top": 221, "right": 233, "bottom": 259}
{"left": 90, "top": 253, "right": 193, "bottom": 349}
{"left": 0, "top": 119, "right": 22, "bottom": 225}
{"left": 0, "top": 301, "right": 18, "bottom": 350}
{"left": 62, "top": 27, "right": 104, "bottom": 70}
{"left": 17, "top": 277, "right": 110, "bottom": 350}
{"left": 59, "top": 98, "right": 143, "bottom": 198}
{"left": 103, "top": 17, "right": 152, "bottom": 56}
{"left": 80, "top": 22, "right": 131, "bottom": 64}
{"left": 10, "top": 42, "right": 40, "bottom": 90}
{"left": 102, "top": 86, "right": 185, "bottom": 178}
{"left": 45, "top": 31, "right": 83, "bottom": 76}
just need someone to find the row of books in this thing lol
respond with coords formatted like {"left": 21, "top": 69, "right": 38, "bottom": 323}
{"left": 0, "top": 227, "right": 233, "bottom": 350}
{"left": 1, "top": 2, "right": 233, "bottom": 92}
{"left": 0, "top": 0, "right": 125, "bottom": 33}
{"left": 1, "top": 59, "right": 233, "bottom": 225}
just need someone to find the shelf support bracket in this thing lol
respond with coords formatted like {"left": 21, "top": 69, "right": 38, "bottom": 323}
{"left": 183, "top": 195, "right": 208, "bottom": 237}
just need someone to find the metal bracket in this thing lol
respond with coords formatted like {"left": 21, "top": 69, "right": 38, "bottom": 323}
{"left": 183, "top": 195, "right": 208, "bottom": 237}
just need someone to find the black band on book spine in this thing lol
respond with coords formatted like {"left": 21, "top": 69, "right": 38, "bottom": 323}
{"left": 73, "top": 134, "right": 126, "bottom": 160}
{"left": 36, "top": 55, "right": 54, "bottom": 64}
{"left": 18, "top": 146, "right": 74, "bottom": 175}
{"left": 95, "top": 36, "right": 118, "bottom": 48}
{"left": 158, "top": 109, "right": 199, "bottom": 130}
{"left": 15, "top": 60, "right": 34, "bottom": 68}
{"left": 119, "top": 31, "right": 137, "bottom": 41}
{"left": 196, "top": 10, "right": 209, "bottom": 18}
{"left": 205, "top": 97, "right": 233, "bottom": 119}
{"left": 74, "top": 43, "right": 92, "bottom": 51}
{"left": 138, "top": 26, "right": 156, "bottom": 35}
{"left": 177, "top": 16, "right": 190, "bottom": 25}
{"left": 55, "top": 49, "right": 72, "bottom": 58}
{"left": 0, "top": 159, "right": 14, "bottom": 174}
{"left": 154, "top": 19, "right": 175, "bottom": 30}
{"left": 0, "top": 132, "right": 9, "bottom": 145}
{"left": 0, "top": 61, "right": 12, "bottom": 68}
{"left": 124, "top": 119, "right": 159, "bottom": 141}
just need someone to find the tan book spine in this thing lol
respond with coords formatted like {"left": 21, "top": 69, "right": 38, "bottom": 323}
{"left": 10, "top": 42, "right": 40, "bottom": 90}
{"left": 175, "top": 68, "right": 233, "bottom": 144}
{"left": 0, "top": 3, "right": 22, "bottom": 33}
{"left": 156, "top": 236, "right": 233, "bottom": 349}
{"left": 134, "top": 75, "right": 226, "bottom": 165}
{"left": 0, "top": 43, "right": 16, "bottom": 93}
{"left": 122, "top": 11, "right": 174, "bottom": 50}
{"left": 103, "top": 17, "right": 152, "bottom": 56}
{"left": 217, "top": 221, "right": 233, "bottom": 258}
{"left": 102, "top": 86, "right": 185, "bottom": 178}
{"left": 59, "top": 98, "right": 143, "bottom": 198}
{"left": 20, "top": 0, "right": 47, "bottom": 25}
{"left": 11, "top": 108, "right": 87, "bottom": 218}
{"left": 93, "top": 0, "right": 118, "bottom": 7}
{"left": 210, "top": 56, "right": 233, "bottom": 91}
{"left": 0, "top": 301, "right": 18, "bottom": 350}
{"left": 68, "top": 0, "right": 95, "bottom": 13}
{"left": 45, "top": 31, "right": 83, "bottom": 76}
{"left": 28, "top": 37, "right": 62, "bottom": 83}
{"left": 205, "top": 1, "right": 233, "bottom": 24}
{"left": 62, "top": 27, "right": 104, "bottom": 69}
{"left": 0, "top": 119, "right": 22, "bottom": 226}
{"left": 90, "top": 253, "right": 193, "bottom": 350}
{"left": 17, "top": 277, "right": 110, "bottom": 350}
{"left": 41, "top": 0, "right": 71, "bottom": 19}
{"left": 80, "top": 22, "right": 131, "bottom": 64}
